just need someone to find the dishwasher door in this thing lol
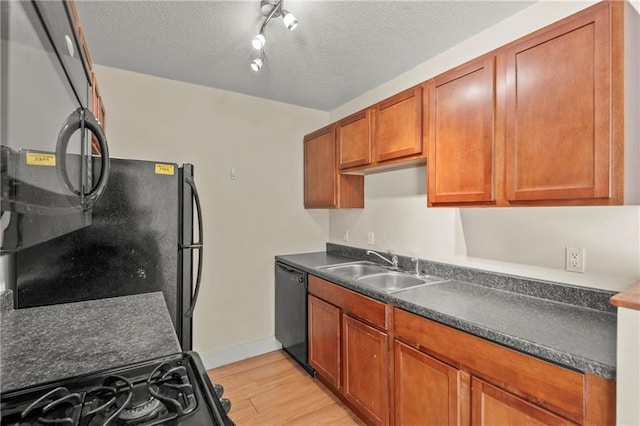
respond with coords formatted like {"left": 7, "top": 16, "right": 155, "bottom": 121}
{"left": 275, "top": 262, "right": 315, "bottom": 376}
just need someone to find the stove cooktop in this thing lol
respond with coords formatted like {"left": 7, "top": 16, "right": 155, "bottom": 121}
{"left": 0, "top": 352, "right": 233, "bottom": 426}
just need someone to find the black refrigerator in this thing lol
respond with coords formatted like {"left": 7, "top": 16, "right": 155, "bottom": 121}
{"left": 8, "top": 157, "right": 203, "bottom": 350}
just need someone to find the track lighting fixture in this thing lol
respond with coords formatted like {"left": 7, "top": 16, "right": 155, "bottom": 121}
{"left": 252, "top": 33, "right": 265, "bottom": 50}
{"left": 282, "top": 9, "right": 298, "bottom": 31}
{"left": 251, "top": 51, "right": 264, "bottom": 72}
{"left": 249, "top": 0, "right": 298, "bottom": 71}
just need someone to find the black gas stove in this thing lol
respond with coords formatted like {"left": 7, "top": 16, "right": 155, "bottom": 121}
{"left": 0, "top": 352, "right": 234, "bottom": 426}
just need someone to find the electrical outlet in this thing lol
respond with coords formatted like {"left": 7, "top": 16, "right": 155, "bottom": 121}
{"left": 343, "top": 230, "right": 349, "bottom": 242}
{"left": 565, "top": 247, "right": 586, "bottom": 273}
{"left": 367, "top": 232, "right": 375, "bottom": 245}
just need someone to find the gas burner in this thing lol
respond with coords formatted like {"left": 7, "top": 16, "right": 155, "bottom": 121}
{"left": 118, "top": 397, "right": 162, "bottom": 422}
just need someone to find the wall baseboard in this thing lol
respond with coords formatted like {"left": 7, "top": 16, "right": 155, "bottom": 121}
{"left": 199, "top": 336, "right": 283, "bottom": 370}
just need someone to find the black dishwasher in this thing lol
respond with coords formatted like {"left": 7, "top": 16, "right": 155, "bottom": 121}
{"left": 275, "top": 262, "right": 315, "bottom": 376}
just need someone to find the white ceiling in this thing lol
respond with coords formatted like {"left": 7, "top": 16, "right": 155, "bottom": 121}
{"left": 75, "top": 1, "right": 534, "bottom": 111}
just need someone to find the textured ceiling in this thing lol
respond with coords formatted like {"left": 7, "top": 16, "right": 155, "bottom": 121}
{"left": 75, "top": 1, "right": 534, "bottom": 111}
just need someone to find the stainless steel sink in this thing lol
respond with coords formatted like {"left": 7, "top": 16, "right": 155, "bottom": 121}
{"left": 318, "top": 261, "right": 447, "bottom": 294}
{"left": 356, "top": 272, "right": 446, "bottom": 293}
{"left": 318, "top": 261, "right": 388, "bottom": 278}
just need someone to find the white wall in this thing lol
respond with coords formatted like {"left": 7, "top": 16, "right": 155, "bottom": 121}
{"left": 93, "top": 65, "right": 330, "bottom": 354}
{"left": 329, "top": 0, "right": 640, "bottom": 292}
{"left": 617, "top": 307, "right": 640, "bottom": 426}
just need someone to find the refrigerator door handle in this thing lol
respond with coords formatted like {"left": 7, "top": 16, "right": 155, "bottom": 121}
{"left": 183, "top": 175, "right": 203, "bottom": 318}
{"left": 180, "top": 243, "right": 203, "bottom": 249}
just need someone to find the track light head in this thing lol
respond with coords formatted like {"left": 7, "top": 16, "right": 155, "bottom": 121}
{"left": 251, "top": 56, "right": 264, "bottom": 72}
{"left": 252, "top": 33, "right": 265, "bottom": 50}
{"left": 282, "top": 9, "right": 297, "bottom": 31}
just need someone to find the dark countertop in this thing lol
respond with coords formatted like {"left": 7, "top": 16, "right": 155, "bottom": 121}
{"left": 276, "top": 251, "right": 616, "bottom": 379}
{"left": 0, "top": 291, "right": 181, "bottom": 393}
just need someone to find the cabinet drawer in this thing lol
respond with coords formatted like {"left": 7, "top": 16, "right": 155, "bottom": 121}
{"left": 309, "top": 275, "right": 388, "bottom": 330}
{"left": 393, "top": 308, "right": 585, "bottom": 424}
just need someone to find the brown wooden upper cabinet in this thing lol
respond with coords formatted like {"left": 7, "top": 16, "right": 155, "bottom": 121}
{"left": 68, "top": 0, "right": 108, "bottom": 156}
{"left": 426, "top": 56, "right": 496, "bottom": 206}
{"left": 338, "top": 87, "right": 425, "bottom": 174}
{"left": 427, "top": 1, "right": 627, "bottom": 207}
{"left": 91, "top": 71, "right": 107, "bottom": 155}
{"left": 304, "top": 125, "right": 364, "bottom": 209}
{"left": 504, "top": 2, "right": 620, "bottom": 204}
{"left": 338, "top": 109, "right": 372, "bottom": 170}
{"left": 374, "top": 86, "right": 423, "bottom": 163}
{"left": 305, "top": 1, "right": 633, "bottom": 208}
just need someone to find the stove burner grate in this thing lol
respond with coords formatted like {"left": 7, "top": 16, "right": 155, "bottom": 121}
{"left": 21, "top": 386, "right": 83, "bottom": 425}
{"left": 0, "top": 353, "right": 229, "bottom": 426}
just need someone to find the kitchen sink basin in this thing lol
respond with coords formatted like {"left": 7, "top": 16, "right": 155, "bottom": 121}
{"left": 318, "top": 261, "right": 388, "bottom": 278}
{"left": 318, "top": 261, "right": 447, "bottom": 294}
{"left": 356, "top": 272, "right": 445, "bottom": 293}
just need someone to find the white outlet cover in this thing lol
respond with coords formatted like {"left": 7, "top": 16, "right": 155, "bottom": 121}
{"left": 565, "top": 247, "right": 585, "bottom": 273}
{"left": 367, "top": 232, "right": 375, "bottom": 245}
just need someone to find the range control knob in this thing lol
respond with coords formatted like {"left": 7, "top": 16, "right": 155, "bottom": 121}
{"left": 220, "top": 398, "right": 231, "bottom": 414}
{"left": 212, "top": 383, "right": 224, "bottom": 398}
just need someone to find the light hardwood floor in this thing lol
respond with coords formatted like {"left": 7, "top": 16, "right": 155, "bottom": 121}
{"left": 207, "top": 350, "right": 365, "bottom": 425}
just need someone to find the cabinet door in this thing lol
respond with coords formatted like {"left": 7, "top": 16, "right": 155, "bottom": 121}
{"left": 428, "top": 56, "right": 495, "bottom": 205}
{"left": 505, "top": 5, "right": 613, "bottom": 202}
{"left": 374, "top": 86, "right": 423, "bottom": 162}
{"left": 308, "top": 295, "right": 341, "bottom": 389}
{"left": 471, "top": 378, "right": 576, "bottom": 426}
{"left": 394, "top": 341, "right": 466, "bottom": 426}
{"left": 304, "top": 125, "right": 337, "bottom": 208}
{"left": 343, "top": 314, "right": 389, "bottom": 425}
{"left": 91, "top": 71, "right": 107, "bottom": 155}
{"left": 338, "top": 109, "right": 371, "bottom": 169}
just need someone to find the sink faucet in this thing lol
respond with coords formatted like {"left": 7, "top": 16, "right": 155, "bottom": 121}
{"left": 367, "top": 250, "right": 399, "bottom": 269}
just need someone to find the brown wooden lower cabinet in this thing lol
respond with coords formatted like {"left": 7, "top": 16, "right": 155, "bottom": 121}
{"left": 308, "top": 295, "right": 341, "bottom": 389}
{"left": 471, "top": 378, "right": 576, "bottom": 426}
{"left": 393, "top": 307, "right": 615, "bottom": 426}
{"left": 394, "top": 341, "right": 466, "bottom": 426}
{"left": 394, "top": 339, "right": 577, "bottom": 426}
{"left": 308, "top": 276, "right": 390, "bottom": 425}
{"left": 343, "top": 314, "right": 389, "bottom": 425}
{"left": 308, "top": 276, "right": 615, "bottom": 426}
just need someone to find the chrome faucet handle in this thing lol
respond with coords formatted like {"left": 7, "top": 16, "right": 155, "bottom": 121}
{"left": 386, "top": 250, "right": 399, "bottom": 268}
{"left": 411, "top": 257, "right": 420, "bottom": 276}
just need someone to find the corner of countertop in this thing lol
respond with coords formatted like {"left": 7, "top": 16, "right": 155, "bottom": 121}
{"left": 0, "top": 290, "right": 13, "bottom": 314}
